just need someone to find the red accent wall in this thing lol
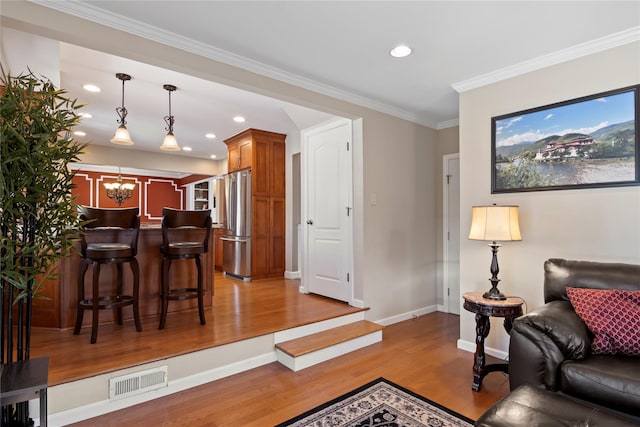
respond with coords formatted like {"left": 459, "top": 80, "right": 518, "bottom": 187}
{"left": 71, "top": 171, "right": 189, "bottom": 223}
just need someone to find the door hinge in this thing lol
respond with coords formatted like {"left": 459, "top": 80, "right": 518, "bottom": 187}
{"left": 346, "top": 206, "right": 351, "bottom": 216}
{"left": 347, "top": 141, "right": 350, "bottom": 151}
{"left": 347, "top": 273, "right": 350, "bottom": 282}
{"left": 446, "top": 174, "right": 451, "bottom": 184}
{"left": 447, "top": 231, "right": 450, "bottom": 241}
{"left": 447, "top": 288, "right": 450, "bottom": 296}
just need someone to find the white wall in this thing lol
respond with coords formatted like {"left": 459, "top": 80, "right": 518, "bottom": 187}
{"left": 79, "top": 144, "right": 225, "bottom": 176}
{"left": 458, "top": 42, "right": 640, "bottom": 357}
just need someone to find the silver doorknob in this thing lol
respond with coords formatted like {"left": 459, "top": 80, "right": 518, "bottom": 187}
{"left": 306, "top": 219, "right": 314, "bottom": 225}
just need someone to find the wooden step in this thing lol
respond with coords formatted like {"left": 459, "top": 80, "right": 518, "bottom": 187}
{"left": 275, "top": 320, "right": 383, "bottom": 371}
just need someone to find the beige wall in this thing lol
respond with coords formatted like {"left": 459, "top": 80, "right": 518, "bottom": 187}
{"left": 360, "top": 111, "right": 438, "bottom": 320}
{"left": 2, "top": 0, "right": 439, "bottom": 323}
{"left": 458, "top": 42, "right": 640, "bottom": 356}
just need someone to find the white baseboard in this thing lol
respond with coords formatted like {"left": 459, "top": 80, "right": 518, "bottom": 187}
{"left": 457, "top": 338, "right": 509, "bottom": 360}
{"left": 284, "top": 270, "right": 301, "bottom": 279}
{"left": 374, "top": 305, "right": 438, "bottom": 326}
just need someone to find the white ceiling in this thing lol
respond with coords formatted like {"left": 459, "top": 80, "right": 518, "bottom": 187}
{"left": 4, "top": 1, "right": 640, "bottom": 161}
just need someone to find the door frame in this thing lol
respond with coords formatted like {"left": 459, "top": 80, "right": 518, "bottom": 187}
{"left": 442, "top": 153, "right": 460, "bottom": 314}
{"left": 300, "top": 117, "right": 357, "bottom": 305}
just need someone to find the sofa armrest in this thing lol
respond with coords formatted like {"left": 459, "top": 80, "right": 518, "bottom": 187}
{"left": 509, "top": 300, "right": 591, "bottom": 391}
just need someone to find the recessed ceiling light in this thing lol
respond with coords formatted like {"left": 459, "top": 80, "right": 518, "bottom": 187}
{"left": 73, "top": 131, "right": 86, "bottom": 136}
{"left": 79, "top": 112, "right": 92, "bottom": 119}
{"left": 82, "top": 84, "right": 101, "bottom": 93}
{"left": 210, "top": 154, "right": 217, "bottom": 159}
{"left": 182, "top": 146, "right": 192, "bottom": 151}
{"left": 390, "top": 45, "right": 412, "bottom": 58}
{"left": 233, "top": 116, "right": 246, "bottom": 123}
{"left": 205, "top": 133, "right": 216, "bottom": 139}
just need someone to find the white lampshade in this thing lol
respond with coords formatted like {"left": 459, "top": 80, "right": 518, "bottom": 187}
{"left": 160, "top": 131, "right": 181, "bottom": 151}
{"left": 468, "top": 205, "right": 521, "bottom": 242}
{"left": 110, "top": 125, "right": 134, "bottom": 145}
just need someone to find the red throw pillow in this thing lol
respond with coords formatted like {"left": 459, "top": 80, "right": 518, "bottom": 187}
{"left": 566, "top": 287, "right": 640, "bottom": 356}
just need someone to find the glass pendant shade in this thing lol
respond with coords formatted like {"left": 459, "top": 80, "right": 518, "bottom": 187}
{"left": 160, "top": 131, "right": 181, "bottom": 151}
{"left": 110, "top": 124, "right": 134, "bottom": 145}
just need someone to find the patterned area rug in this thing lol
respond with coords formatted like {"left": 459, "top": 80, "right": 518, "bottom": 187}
{"left": 275, "top": 377, "right": 474, "bottom": 427}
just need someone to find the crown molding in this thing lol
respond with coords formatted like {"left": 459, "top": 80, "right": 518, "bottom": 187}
{"left": 436, "top": 119, "right": 459, "bottom": 130}
{"left": 32, "top": 0, "right": 435, "bottom": 129}
{"left": 452, "top": 26, "right": 640, "bottom": 93}
{"left": 70, "top": 163, "right": 190, "bottom": 179}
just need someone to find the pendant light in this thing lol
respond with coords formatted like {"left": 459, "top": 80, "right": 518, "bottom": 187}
{"left": 110, "top": 73, "right": 134, "bottom": 145}
{"left": 160, "top": 84, "right": 181, "bottom": 151}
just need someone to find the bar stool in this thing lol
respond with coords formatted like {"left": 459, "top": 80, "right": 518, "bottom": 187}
{"left": 159, "top": 208, "right": 212, "bottom": 329}
{"left": 74, "top": 206, "right": 142, "bottom": 344}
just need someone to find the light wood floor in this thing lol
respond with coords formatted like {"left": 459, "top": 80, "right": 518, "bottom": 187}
{"left": 64, "top": 310, "right": 510, "bottom": 425}
{"left": 30, "top": 273, "right": 364, "bottom": 386}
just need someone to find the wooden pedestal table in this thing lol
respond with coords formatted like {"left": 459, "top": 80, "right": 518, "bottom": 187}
{"left": 462, "top": 292, "right": 524, "bottom": 392}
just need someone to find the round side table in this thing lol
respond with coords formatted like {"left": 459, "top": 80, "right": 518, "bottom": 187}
{"left": 462, "top": 291, "right": 524, "bottom": 392}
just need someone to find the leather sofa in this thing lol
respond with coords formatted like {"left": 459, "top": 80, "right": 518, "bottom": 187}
{"left": 508, "top": 258, "right": 640, "bottom": 420}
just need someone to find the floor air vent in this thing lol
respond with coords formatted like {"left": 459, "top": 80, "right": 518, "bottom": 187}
{"left": 109, "top": 366, "right": 168, "bottom": 400}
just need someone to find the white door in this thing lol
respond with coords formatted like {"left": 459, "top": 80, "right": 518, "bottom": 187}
{"left": 443, "top": 154, "right": 460, "bottom": 314}
{"left": 303, "top": 119, "right": 352, "bottom": 302}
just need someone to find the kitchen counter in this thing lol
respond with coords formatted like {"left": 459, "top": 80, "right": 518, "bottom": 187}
{"left": 32, "top": 227, "right": 215, "bottom": 329}
{"left": 140, "top": 222, "right": 225, "bottom": 229}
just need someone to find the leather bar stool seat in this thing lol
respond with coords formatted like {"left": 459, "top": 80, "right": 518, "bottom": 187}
{"left": 74, "top": 206, "right": 142, "bottom": 344}
{"left": 159, "top": 208, "right": 212, "bottom": 330}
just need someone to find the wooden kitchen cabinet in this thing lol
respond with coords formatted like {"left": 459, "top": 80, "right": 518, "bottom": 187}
{"left": 224, "top": 129, "right": 286, "bottom": 279}
{"left": 214, "top": 228, "right": 224, "bottom": 270}
{"left": 226, "top": 134, "right": 252, "bottom": 172}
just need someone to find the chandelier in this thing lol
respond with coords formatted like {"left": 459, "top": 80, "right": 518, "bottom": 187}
{"left": 104, "top": 168, "right": 135, "bottom": 206}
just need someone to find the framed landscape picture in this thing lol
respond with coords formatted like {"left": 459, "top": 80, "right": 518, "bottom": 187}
{"left": 492, "top": 85, "right": 640, "bottom": 193}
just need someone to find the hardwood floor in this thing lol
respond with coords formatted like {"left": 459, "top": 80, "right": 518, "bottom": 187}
{"left": 29, "top": 272, "right": 509, "bottom": 425}
{"left": 30, "top": 273, "right": 364, "bottom": 386}
{"left": 66, "top": 312, "right": 509, "bottom": 426}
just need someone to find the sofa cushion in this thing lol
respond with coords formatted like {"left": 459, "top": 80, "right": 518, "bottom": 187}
{"left": 566, "top": 287, "right": 640, "bottom": 355}
{"left": 561, "top": 355, "right": 640, "bottom": 417}
{"left": 476, "top": 384, "right": 640, "bottom": 427}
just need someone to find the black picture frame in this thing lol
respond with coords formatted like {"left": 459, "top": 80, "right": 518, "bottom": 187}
{"left": 491, "top": 85, "right": 640, "bottom": 193}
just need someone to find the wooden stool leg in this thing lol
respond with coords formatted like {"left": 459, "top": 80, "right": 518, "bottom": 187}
{"left": 40, "top": 386, "right": 47, "bottom": 427}
{"left": 196, "top": 255, "right": 206, "bottom": 325}
{"left": 159, "top": 257, "right": 170, "bottom": 330}
{"left": 131, "top": 258, "right": 142, "bottom": 332}
{"left": 74, "top": 259, "right": 89, "bottom": 335}
{"left": 91, "top": 261, "right": 101, "bottom": 344}
{"left": 116, "top": 263, "right": 124, "bottom": 325}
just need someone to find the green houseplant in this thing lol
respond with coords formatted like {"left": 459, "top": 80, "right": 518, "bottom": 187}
{"left": 1, "top": 68, "right": 85, "bottom": 426}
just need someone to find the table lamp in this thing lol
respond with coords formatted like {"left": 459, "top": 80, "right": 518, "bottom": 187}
{"left": 468, "top": 204, "right": 521, "bottom": 300}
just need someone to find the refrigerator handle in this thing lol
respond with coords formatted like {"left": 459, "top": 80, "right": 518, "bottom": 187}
{"left": 220, "top": 237, "right": 248, "bottom": 243}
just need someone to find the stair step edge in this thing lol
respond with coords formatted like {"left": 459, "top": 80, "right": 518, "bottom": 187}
{"left": 275, "top": 320, "right": 383, "bottom": 358}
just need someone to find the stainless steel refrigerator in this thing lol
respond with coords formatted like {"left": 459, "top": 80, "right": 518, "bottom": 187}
{"left": 221, "top": 170, "right": 251, "bottom": 280}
